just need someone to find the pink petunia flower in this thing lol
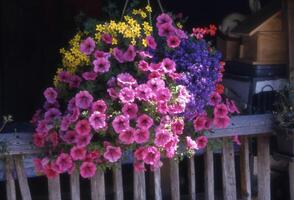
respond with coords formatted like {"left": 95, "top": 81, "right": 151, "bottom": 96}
{"left": 75, "top": 90, "right": 93, "bottom": 109}
{"left": 232, "top": 135, "right": 241, "bottom": 145}
{"left": 33, "top": 133, "right": 45, "bottom": 147}
{"left": 138, "top": 60, "right": 149, "bottom": 72}
{"left": 48, "top": 131, "right": 59, "bottom": 147}
{"left": 162, "top": 58, "right": 176, "bottom": 73}
{"left": 92, "top": 100, "right": 107, "bottom": 113}
{"left": 164, "top": 135, "right": 179, "bottom": 158}
{"left": 93, "top": 58, "right": 110, "bottom": 73}
{"left": 113, "top": 47, "right": 125, "bottom": 63}
{"left": 136, "top": 114, "right": 154, "bottom": 130}
{"left": 44, "top": 108, "right": 61, "bottom": 121}
{"left": 167, "top": 35, "right": 181, "bottom": 48}
{"left": 122, "top": 103, "right": 138, "bottom": 119}
{"left": 34, "top": 158, "right": 44, "bottom": 173}
{"left": 138, "top": 51, "right": 153, "bottom": 59}
{"left": 35, "top": 120, "right": 49, "bottom": 135}
{"left": 135, "top": 84, "right": 152, "bottom": 101}
{"left": 134, "top": 161, "right": 145, "bottom": 172}
{"left": 147, "top": 78, "right": 165, "bottom": 92}
{"left": 226, "top": 99, "right": 240, "bottom": 114}
{"left": 112, "top": 115, "right": 130, "bottom": 134}
{"left": 156, "top": 13, "right": 173, "bottom": 27}
{"left": 43, "top": 87, "right": 58, "bottom": 103}
{"left": 119, "top": 87, "right": 135, "bottom": 103}
{"left": 43, "top": 163, "right": 59, "bottom": 179}
{"left": 146, "top": 36, "right": 157, "bottom": 49}
{"left": 156, "top": 87, "right": 171, "bottom": 102}
{"left": 134, "top": 129, "right": 150, "bottom": 144}
{"left": 186, "top": 136, "right": 198, "bottom": 150}
{"left": 103, "top": 145, "right": 122, "bottom": 163}
{"left": 158, "top": 23, "right": 175, "bottom": 37}
{"left": 68, "top": 108, "right": 80, "bottom": 122}
{"left": 193, "top": 115, "right": 207, "bottom": 131}
{"left": 80, "top": 37, "right": 96, "bottom": 55}
{"left": 70, "top": 146, "right": 87, "bottom": 161}
{"left": 171, "top": 118, "right": 184, "bottom": 135}
{"left": 76, "top": 134, "right": 92, "bottom": 147}
{"left": 134, "top": 147, "right": 146, "bottom": 161}
{"left": 94, "top": 50, "right": 111, "bottom": 59}
{"left": 60, "top": 116, "right": 71, "bottom": 131}
{"left": 80, "top": 161, "right": 96, "bottom": 178}
{"left": 69, "top": 75, "right": 82, "bottom": 88}
{"left": 75, "top": 119, "right": 91, "bottom": 135}
{"left": 82, "top": 71, "right": 97, "bottom": 81}
{"left": 119, "top": 127, "right": 135, "bottom": 144}
{"left": 214, "top": 103, "right": 228, "bottom": 117}
{"left": 101, "top": 33, "right": 113, "bottom": 44}
{"left": 58, "top": 70, "right": 71, "bottom": 83}
{"left": 89, "top": 111, "right": 106, "bottom": 131}
{"left": 107, "top": 88, "right": 119, "bottom": 100}
{"left": 156, "top": 102, "right": 169, "bottom": 114}
{"left": 154, "top": 129, "right": 171, "bottom": 147}
{"left": 123, "top": 45, "right": 136, "bottom": 62}
{"left": 148, "top": 71, "right": 162, "bottom": 79}
{"left": 142, "top": 146, "right": 160, "bottom": 165}
{"left": 55, "top": 153, "right": 73, "bottom": 173}
{"left": 213, "top": 115, "right": 230, "bottom": 129}
{"left": 210, "top": 92, "right": 222, "bottom": 106}
{"left": 195, "top": 136, "right": 208, "bottom": 149}
{"left": 63, "top": 130, "right": 77, "bottom": 144}
{"left": 117, "top": 73, "right": 137, "bottom": 88}
{"left": 148, "top": 62, "right": 162, "bottom": 72}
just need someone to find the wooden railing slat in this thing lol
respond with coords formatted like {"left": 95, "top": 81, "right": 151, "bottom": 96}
{"left": 222, "top": 138, "right": 237, "bottom": 200}
{"left": 91, "top": 168, "right": 105, "bottom": 200}
{"left": 257, "top": 135, "right": 271, "bottom": 200}
{"left": 240, "top": 137, "right": 251, "bottom": 200}
{"left": 153, "top": 168, "right": 162, "bottom": 200}
{"left": 134, "top": 170, "right": 146, "bottom": 200}
{"left": 5, "top": 156, "right": 16, "bottom": 200}
{"left": 48, "top": 175, "right": 62, "bottom": 200}
{"left": 113, "top": 161, "right": 124, "bottom": 200}
{"left": 204, "top": 148, "right": 214, "bottom": 200}
{"left": 289, "top": 161, "right": 294, "bottom": 200}
{"left": 170, "top": 159, "right": 180, "bottom": 200}
{"left": 14, "top": 156, "right": 32, "bottom": 200}
{"left": 70, "top": 165, "right": 80, "bottom": 200}
{"left": 188, "top": 156, "right": 196, "bottom": 200}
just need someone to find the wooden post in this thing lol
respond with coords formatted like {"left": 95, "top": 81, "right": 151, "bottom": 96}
{"left": 204, "top": 148, "right": 214, "bottom": 200}
{"left": 48, "top": 175, "right": 62, "bottom": 200}
{"left": 5, "top": 156, "right": 16, "bottom": 200}
{"left": 134, "top": 170, "right": 146, "bottom": 200}
{"left": 257, "top": 136, "right": 271, "bottom": 200}
{"left": 188, "top": 156, "right": 196, "bottom": 200}
{"left": 240, "top": 137, "right": 251, "bottom": 200}
{"left": 153, "top": 168, "right": 162, "bottom": 200}
{"left": 169, "top": 159, "right": 180, "bottom": 200}
{"left": 113, "top": 161, "right": 124, "bottom": 200}
{"left": 70, "top": 165, "right": 80, "bottom": 200}
{"left": 14, "top": 156, "right": 32, "bottom": 200}
{"left": 285, "top": 0, "right": 294, "bottom": 82}
{"left": 222, "top": 138, "right": 237, "bottom": 200}
{"left": 91, "top": 168, "right": 105, "bottom": 200}
{"left": 289, "top": 161, "right": 294, "bottom": 200}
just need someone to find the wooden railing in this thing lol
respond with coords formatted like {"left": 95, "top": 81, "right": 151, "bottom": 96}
{"left": 1, "top": 114, "right": 292, "bottom": 200}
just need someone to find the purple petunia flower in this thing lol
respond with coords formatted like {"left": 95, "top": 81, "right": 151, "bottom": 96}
{"left": 80, "top": 37, "right": 96, "bottom": 55}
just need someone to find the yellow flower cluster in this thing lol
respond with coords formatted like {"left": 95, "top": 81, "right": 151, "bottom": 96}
{"left": 59, "top": 33, "right": 90, "bottom": 73}
{"left": 132, "top": 8, "right": 147, "bottom": 18}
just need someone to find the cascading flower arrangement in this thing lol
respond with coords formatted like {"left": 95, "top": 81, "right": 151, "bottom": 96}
{"left": 31, "top": 5, "right": 238, "bottom": 179}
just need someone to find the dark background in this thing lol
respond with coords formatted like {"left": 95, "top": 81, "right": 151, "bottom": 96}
{"left": 0, "top": 0, "right": 270, "bottom": 122}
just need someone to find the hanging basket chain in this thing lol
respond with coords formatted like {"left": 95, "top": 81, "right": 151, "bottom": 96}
{"left": 156, "top": 0, "right": 164, "bottom": 13}
{"left": 120, "top": 0, "right": 130, "bottom": 20}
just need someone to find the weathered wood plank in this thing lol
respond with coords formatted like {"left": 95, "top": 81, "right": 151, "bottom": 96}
{"left": 257, "top": 136, "right": 271, "bottom": 200}
{"left": 286, "top": 0, "right": 294, "bottom": 82}
{"left": 188, "top": 156, "right": 196, "bottom": 200}
{"left": 240, "top": 137, "right": 251, "bottom": 200}
{"left": 204, "top": 148, "right": 214, "bottom": 200}
{"left": 222, "top": 138, "right": 237, "bottom": 200}
{"left": 70, "top": 165, "right": 80, "bottom": 200}
{"left": 113, "top": 161, "right": 124, "bottom": 200}
{"left": 5, "top": 156, "right": 16, "bottom": 200}
{"left": 48, "top": 175, "right": 62, "bottom": 200}
{"left": 289, "top": 161, "right": 294, "bottom": 200}
{"left": 153, "top": 168, "right": 162, "bottom": 200}
{"left": 91, "top": 168, "right": 105, "bottom": 200}
{"left": 170, "top": 159, "right": 180, "bottom": 200}
{"left": 14, "top": 156, "right": 32, "bottom": 200}
{"left": 134, "top": 170, "right": 146, "bottom": 200}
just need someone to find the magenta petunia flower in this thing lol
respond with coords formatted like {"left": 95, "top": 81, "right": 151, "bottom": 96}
{"left": 58, "top": 70, "right": 71, "bottom": 83}
{"left": 75, "top": 119, "right": 91, "bottom": 135}
{"left": 122, "top": 103, "right": 138, "bottom": 119}
{"left": 146, "top": 36, "right": 157, "bottom": 50}
{"left": 80, "top": 161, "right": 96, "bottom": 178}
{"left": 107, "top": 88, "right": 119, "bottom": 100}
{"left": 70, "top": 146, "right": 87, "bottom": 161}
{"left": 55, "top": 153, "right": 73, "bottom": 173}
{"left": 164, "top": 135, "right": 179, "bottom": 158}
{"left": 103, "top": 145, "right": 122, "bottom": 163}
{"left": 168, "top": 102, "right": 186, "bottom": 115}
{"left": 138, "top": 51, "right": 153, "bottom": 59}
{"left": 175, "top": 28, "right": 188, "bottom": 39}
{"left": 136, "top": 114, "right": 154, "bottom": 130}
{"left": 162, "top": 58, "right": 176, "bottom": 73}
{"left": 92, "top": 100, "right": 107, "bottom": 113}
{"left": 119, "top": 127, "right": 135, "bottom": 144}
{"left": 123, "top": 45, "right": 136, "bottom": 62}
{"left": 134, "top": 161, "right": 145, "bottom": 172}
{"left": 167, "top": 35, "right": 181, "bottom": 48}
{"left": 112, "top": 115, "right": 130, "bottom": 134}
{"left": 186, "top": 136, "right": 198, "bottom": 150}
{"left": 75, "top": 90, "right": 93, "bottom": 109}
{"left": 69, "top": 75, "right": 82, "bottom": 88}
{"left": 44, "top": 108, "right": 61, "bottom": 121}
{"left": 156, "top": 13, "right": 173, "bottom": 27}
{"left": 210, "top": 92, "right": 222, "bottom": 106}
{"left": 158, "top": 23, "right": 175, "bottom": 37}
{"left": 113, "top": 47, "right": 125, "bottom": 63}
{"left": 33, "top": 133, "right": 45, "bottom": 147}
{"left": 226, "top": 99, "right": 240, "bottom": 114}
{"left": 134, "top": 147, "right": 146, "bottom": 161}
{"left": 76, "top": 134, "right": 92, "bottom": 147}
{"left": 154, "top": 129, "right": 171, "bottom": 147}
{"left": 94, "top": 50, "right": 111, "bottom": 59}
{"left": 138, "top": 60, "right": 149, "bottom": 72}
{"left": 43, "top": 87, "right": 58, "bottom": 103}
{"left": 60, "top": 116, "right": 71, "bottom": 131}
{"left": 155, "top": 87, "right": 171, "bottom": 102}
{"left": 93, "top": 58, "right": 110, "bottom": 73}
{"left": 147, "top": 78, "right": 165, "bottom": 92}
{"left": 80, "top": 37, "right": 96, "bottom": 55}
{"left": 69, "top": 108, "right": 80, "bottom": 122}
{"left": 213, "top": 115, "right": 230, "bottom": 129}
{"left": 82, "top": 71, "right": 97, "bottom": 81}
{"left": 43, "top": 163, "right": 59, "bottom": 179}
{"left": 142, "top": 146, "right": 160, "bottom": 165}
{"left": 156, "top": 102, "right": 169, "bottom": 114}
{"left": 214, "top": 103, "right": 228, "bottom": 117}
{"left": 135, "top": 84, "right": 152, "bottom": 101}
{"left": 134, "top": 129, "right": 150, "bottom": 144}
{"left": 63, "top": 130, "right": 77, "bottom": 144}
{"left": 195, "top": 136, "right": 208, "bottom": 149}
{"left": 101, "top": 33, "right": 113, "bottom": 44}
{"left": 171, "top": 119, "right": 184, "bottom": 135}
{"left": 119, "top": 87, "right": 135, "bottom": 103}
{"left": 117, "top": 73, "right": 137, "bottom": 88}
{"left": 89, "top": 111, "right": 106, "bottom": 131}
{"left": 193, "top": 115, "right": 207, "bottom": 131}
{"left": 148, "top": 62, "right": 162, "bottom": 72}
